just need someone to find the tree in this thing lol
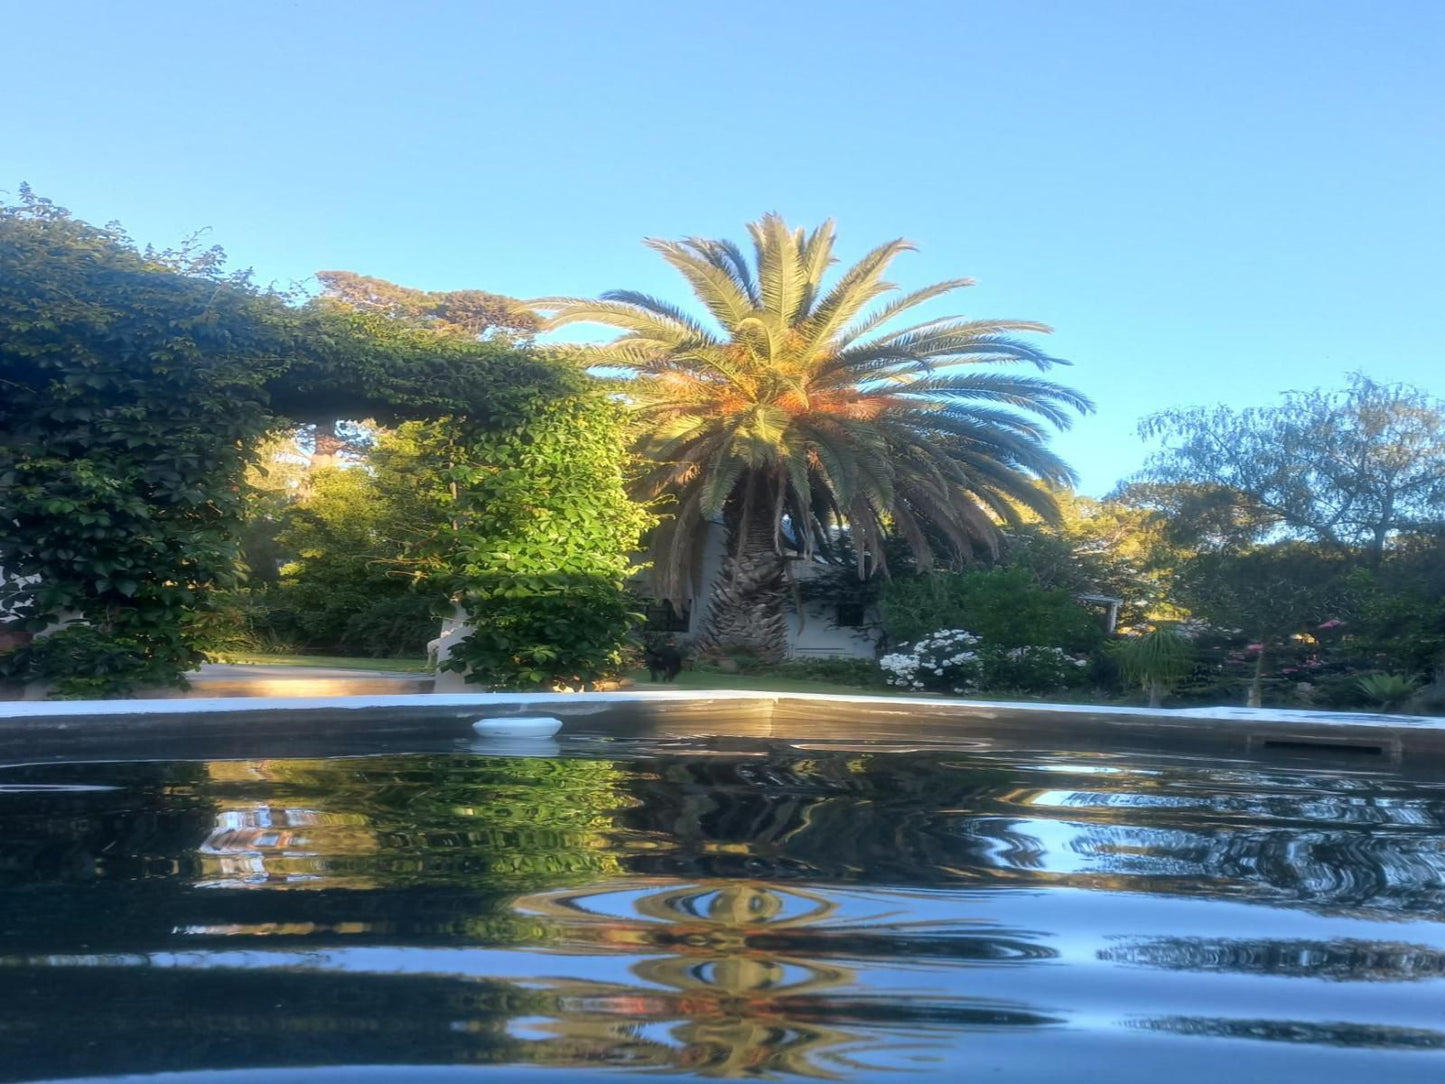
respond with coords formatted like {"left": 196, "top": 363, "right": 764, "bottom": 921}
{"left": 878, "top": 565, "right": 1103, "bottom": 651}
{"left": 1004, "top": 489, "right": 1178, "bottom": 625}
{"left": 315, "top": 271, "right": 538, "bottom": 341}
{"left": 1173, "top": 545, "right": 1354, "bottom": 706}
{"left": 1137, "top": 375, "right": 1445, "bottom": 565}
{"left": 0, "top": 189, "right": 611, "bottom": 694}
{"left": 305, "top": 272, "right": 541, "bottom": 469}
{"left": 536, "top": 215, "right": 1090, "bottom": 659}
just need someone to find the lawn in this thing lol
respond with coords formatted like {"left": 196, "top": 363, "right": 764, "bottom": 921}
{"left": 217, "top": 653, "right": 432, "bottom": 673}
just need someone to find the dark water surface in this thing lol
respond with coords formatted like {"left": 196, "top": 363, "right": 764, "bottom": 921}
{"left": 3, "top": 733, "right": 1445, "bottom": 1082}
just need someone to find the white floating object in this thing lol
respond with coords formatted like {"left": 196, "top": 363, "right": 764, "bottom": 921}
{"left": 472, "top": 715, "right": 563, "bottom": 739}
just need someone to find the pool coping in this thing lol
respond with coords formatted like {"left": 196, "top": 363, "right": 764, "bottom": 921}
{"left": 1, "top": 688, "right": 1441, "bottom": 726}
{"left": 1, "top": 689, "right": 1443, "bottom": 768}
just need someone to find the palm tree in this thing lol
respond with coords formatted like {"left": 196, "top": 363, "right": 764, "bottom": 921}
{"left": 535, "top": 215, "right": 1092, "bottom": 660}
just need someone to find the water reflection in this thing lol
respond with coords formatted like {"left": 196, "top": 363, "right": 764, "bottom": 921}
{"left": 1101, "top": 936, "right": 1445, "bottom": 981}
{"left": 2, "top": 745, "right": 1445, "bottom": 1080}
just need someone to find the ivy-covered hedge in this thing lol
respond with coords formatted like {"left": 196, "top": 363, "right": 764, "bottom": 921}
{"left": 0, "top": 190, "right": 297, "bottom": 690}
{"left": 411, "top": 394, "right": 656, "bottom": 690}
{"left": 0, "top": 189, "right": 640, "bottom": 696}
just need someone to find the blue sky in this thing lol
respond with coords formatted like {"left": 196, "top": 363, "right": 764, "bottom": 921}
{"left": 4, "top": 0, "right": 1442, "bottom": 493}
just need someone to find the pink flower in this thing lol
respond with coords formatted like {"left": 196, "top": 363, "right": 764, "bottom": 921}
{"left": 1317, "top": 619, "right": 1344, "bottom": 630}
{"left": 1246, "top": 642, "right": 1264, "bottom": 652}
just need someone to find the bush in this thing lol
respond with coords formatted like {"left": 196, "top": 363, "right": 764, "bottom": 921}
{"left": 983, "top": 645, "right": 1093, "bottom": 692}
{"left": 341, "top": 594, "right": 443, "bottom": 658}
{"left": 879, "top": 567, "right": 1103, "bottom": 651}
{"left": 880, "top": 629, "right": 1092, "bottom": 695}
{"left": 1356, "top": 673, "right": 1420, "bottom": 712}
{"left": 880, "top": 630, "right": 984, "bottom": 693}
{"left": 189, "top": 587, "right": 301, "bottom": 656}
{"left": 0, "top": 625, "right": 192, "bottom": 698}
{"left": 445, "top": 574, "right": 641, "bottom": 690}
{"left": 765, "top": 657, "right": 884, "bottom": 687}
{"left": 1408, "top": 670, "right": 1445, "bottom": 716}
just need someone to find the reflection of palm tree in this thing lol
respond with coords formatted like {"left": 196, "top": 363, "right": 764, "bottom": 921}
{"left": 511, "top": 879, "right": 1054, "bottom": 1078}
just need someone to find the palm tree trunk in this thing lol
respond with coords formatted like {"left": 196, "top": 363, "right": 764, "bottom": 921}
{"left": 696, "top": 478, "right": 788, "bottom": 662}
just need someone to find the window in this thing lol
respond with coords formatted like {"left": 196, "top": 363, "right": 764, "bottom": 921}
{"left": 836, "top": 603, "right": 866, "bottom": 628}
{"left": 644, "top": 601, "right": 691, "bottom": 633}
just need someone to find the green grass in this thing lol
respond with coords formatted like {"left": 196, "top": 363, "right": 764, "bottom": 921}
{"left": 216, "top": 653, "right": 432, "bottom": 673}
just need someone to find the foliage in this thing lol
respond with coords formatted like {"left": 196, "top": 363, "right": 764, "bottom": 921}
{"left": 264, "top": 461, "right": 446, "bottom": 655}
{"left": 1356, "top": 673, "right": 1420, "bottom": 713}
{"left": 1337, "top": 533, "right": 1445, "bottom": 675}
{"left": 1408, "top": 669, "right": 1445, "bottom": 716}
{"left": 0, "top": 625, "right": 185, "bottom": 698}
{"left": 880, "top": 630, "right": 984, "bottom": 693}
{"left": 536, "top": 214, "right": 1089, "bottom": 658}
{"left": 0, "top": 189, "right": 585, "bottom": 694}
{"left": 1004, "top": 489, "right": 1178, "bottom": 625}
{"left": 1113, "top": 629, "right": 1195, "bottom": 707}
{"left": 435, "top": 391, "right": 656, "bottom": 689}
{"left": 1172, "top": 545, "right": 1353, "bottom": 706}
{"left": 315, "top": 270, "right": 538, "bottom": 341}
{"left": 746, "top": 656, "right": 884, "bottom": 687}
{"left": 880, "top": 628, "right": 1090, "bottom": 694}
{"left": 1137, "top": 374, "right": 1445, "bottom": 562}
{"left": 341, "top": 594, "right": 444, "bottom": 659}
{"left": 0, "top": 187, "right": 299, "bottom": 692}
{"left": 879, "top": 566, "right": 1104, "bottom": 651}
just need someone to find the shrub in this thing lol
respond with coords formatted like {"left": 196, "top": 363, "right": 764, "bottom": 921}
{"left": 766, "top": 657, "right": 884, "bottom": 687}
{"left": 341, "top": 594, "right": 444, "bottom": 658}
{"left": 879, "top": 567, "right": 1103, "bottom": 652}
{"left": 983, "top": 645, "right": 1093, "bottom": 692}
{"left": 1113, "top": 629, "right": 1195, "bottom": 707}
{"left": 1356, "top": 673, "right": 1420, "bottom": 713}
{"left": 1408, "top": 670, "right": 1445, "bottom": 716}
{"left": 880, "top": 630, "right": 983, "bottom": 693}
{"left": 433, "top": 381, "right": 654, "bottom": 690}
{"left": 446, "top": 574, "right": 642, "bottom": 690}
{"left": 881, "top": 628, "right": 1092, "bottom": 695}
{"left": 0, "top": 625, "right": 191, "bottom": 698}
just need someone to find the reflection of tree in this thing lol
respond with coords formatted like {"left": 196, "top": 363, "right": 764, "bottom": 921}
{"left": 8, "top": 744, "right": 1445, "bottom": 1079}
{"left": 1133, "top": 1015, "right": 1445, "bottom": 1050}
{"left": 615, "top": 752, "right": 1445, "bottom": 917}
{"left": 195, "top": 754, "right": 633, "bottom": 893}
{"left": 1100, "top": 936, "right": 1445, "bottom": 982}
{"left": 508, "top": 878, "right": 1058, "bottom": 1078}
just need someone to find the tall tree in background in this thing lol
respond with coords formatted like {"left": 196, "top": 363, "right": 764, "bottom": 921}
{"left": 303, "top": 273, "right": 539, "bottom": 468}
{"left": 1136, "top": 375, "right": 1445, "bottom": 564}
{"left": 537, "top": 215, "right": 1091, "bottom": 659}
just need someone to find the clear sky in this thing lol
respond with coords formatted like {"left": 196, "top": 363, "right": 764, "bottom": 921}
{"left": 4, "top": 0, "right": 1441, "bottom": 493}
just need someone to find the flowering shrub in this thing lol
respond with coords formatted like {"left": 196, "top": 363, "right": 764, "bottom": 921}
{"left": 986, "top": 645, "right": 1092, "bottom": 691}
{"left": 880, "top": 630, "right": 982, "bottom": 693}
{"left": 880, "top": 629, "right": 1091, "bottom": 695}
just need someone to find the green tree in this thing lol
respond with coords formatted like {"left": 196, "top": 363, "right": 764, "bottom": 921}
{"left": 537, "top": 215, "right": 1090, "bottom": 659}
{"left": 270, "top": 460, "right": 443, "bottom": 656}
{"left": 1004, "top": 488, "right": 1178, "bottom": 625}
{"left": 879, "top": 565, "right": 1103, "bottom": 651}
{"left": 1137, "top": 375, "right": 1445, "bottom": 565}
{"left": 0, "top": 187, "right": 297, "bottom": 690}
{"left": 0, "top": 189, "right": 597, "bottom": 694}
{"left": 1174, "top": 545, "right": 1353, "bottom": 706}
{"left": 426, "top": 392, "right": 657, "bottom": 689}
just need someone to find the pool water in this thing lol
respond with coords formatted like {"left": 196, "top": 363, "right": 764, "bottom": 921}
{"left": 3, "top": 735, "right": 1445, "bottom": 1082}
